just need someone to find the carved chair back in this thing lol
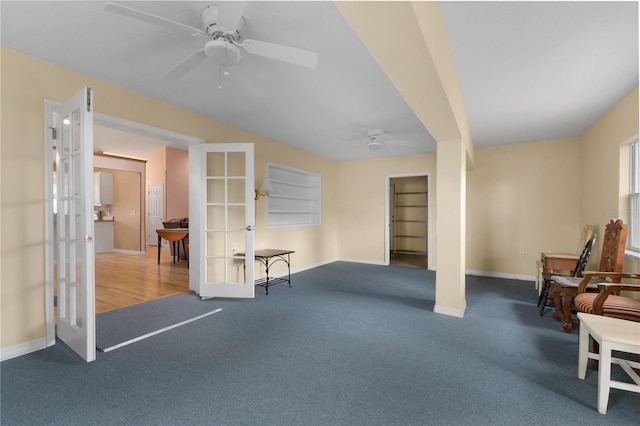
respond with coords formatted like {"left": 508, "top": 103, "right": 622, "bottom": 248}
{"left": 598, "top": 219, "right": 628, "bottom": 278}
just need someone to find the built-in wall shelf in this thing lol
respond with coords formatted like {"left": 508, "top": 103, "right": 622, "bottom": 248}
{"left": 266, "top": 163, "right": 321, "bottom": 228}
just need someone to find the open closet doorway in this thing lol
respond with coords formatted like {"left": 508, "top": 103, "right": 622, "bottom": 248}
{"left": 387, "top": 173, "right": 431, "bottom": 269}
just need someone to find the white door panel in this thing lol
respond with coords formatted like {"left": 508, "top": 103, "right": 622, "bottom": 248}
{"left": 148, "top": 183, "right": 163, "bottom": 246}
{"left": 189, "top": 143, "right": 255, "bottom": 298}
{"left": 54, "top": 87, "right": 95, "bottom": 362}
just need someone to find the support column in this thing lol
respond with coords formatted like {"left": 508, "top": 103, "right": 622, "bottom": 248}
{"left": 434, "top": 138, "right": 466, "bottom": 317}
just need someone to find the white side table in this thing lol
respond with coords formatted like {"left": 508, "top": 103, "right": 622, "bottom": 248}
{"left": 577, "top": 312, "right": 640, "bottom": 414}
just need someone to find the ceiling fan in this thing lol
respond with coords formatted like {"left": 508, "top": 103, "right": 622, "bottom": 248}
{"left": 366, "top": 129, "right": 389, "bottom": 152}
{"left": 104, "top": 2, "right": 319, "bottom": 81}
{"left": 349, "top": 129, "right": 419, "bottom": 155}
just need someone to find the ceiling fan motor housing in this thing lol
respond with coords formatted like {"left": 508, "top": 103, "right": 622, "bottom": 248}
{"left": 201, "top": 4, "right": 243, "bottom": 40}
{"left": 367, "top": 128, "right": 385, "bottom": 151}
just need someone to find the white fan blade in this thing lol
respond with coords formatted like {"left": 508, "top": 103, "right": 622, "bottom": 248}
{"left": 243, "top": 39, "right": 319, "bottom": 69}
{"left": 162, "top": 49, "right": 207, "bottom": 80}
{"left": 104, "top": 2, "right": 204, "bottom": 37}
{"left": 388, "top": 139, "right": 419, "bottom": 147}
{"left": 218, "top": 1, "right": 247, "bottom": 34}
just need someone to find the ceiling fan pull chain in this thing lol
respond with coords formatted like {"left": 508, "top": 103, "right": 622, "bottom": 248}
{"left": 224, "top": 47, "right": 230, "bottom": 76}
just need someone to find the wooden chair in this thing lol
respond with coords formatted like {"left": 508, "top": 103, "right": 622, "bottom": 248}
{"left": 575, "top": 273, "right": 640, "bottom": 322}
{"left": 573, "top": 272, "right": 640, "bottom": 369}
{"left": 538, "top": 233, "right": 597, "bottom": 316}
{"left": 549, "top": 219, "right": 628, "bottom": 332}
{"left": 535, "top": 225, "right": 594, "bottom": 294}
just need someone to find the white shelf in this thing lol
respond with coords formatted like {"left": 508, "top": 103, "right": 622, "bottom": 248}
{"left": 266, "top": 163, "right": 321, "bottom": 228}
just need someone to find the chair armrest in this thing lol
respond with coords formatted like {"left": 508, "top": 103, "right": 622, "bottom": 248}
{"left": 592, "top": 288, "right": 611, "bottom": 315}
{"left": 576, "top": 271, "right": 640, "bottom": 293}
{"left": 591, "top": 282, "right": 640, "bottom": 315}
{"left": 596, "top": 282, "right": 640, "bottom": 292}
{"left": 581, "top": 271, "right": 640, "bottom": 280}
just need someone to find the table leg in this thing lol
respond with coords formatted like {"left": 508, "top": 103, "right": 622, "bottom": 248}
{"left": 157, "top": 237, "right": 161, "bottom": 265}
{"left": 578, "top": 324, "right": 589, "bottom": 380}
{"left": 265, "top": 259, "right": 270, "bottom": 295}
{"left": 597, "top": 341, "right": 612, "bottom": 414}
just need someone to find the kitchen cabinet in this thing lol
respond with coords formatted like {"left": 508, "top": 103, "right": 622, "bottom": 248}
{"left": 94, "top": 221, "right": 114, "bottom": 253}
{"left": 94, "top": 171, "right": 113, "bottom": 206}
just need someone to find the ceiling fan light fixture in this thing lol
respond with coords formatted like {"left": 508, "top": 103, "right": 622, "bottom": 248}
{"left": 368, "top": 140, "right": 383, "bottom": 151}
{"left": 204, "top": 39, "right": 242, "bottom": 68}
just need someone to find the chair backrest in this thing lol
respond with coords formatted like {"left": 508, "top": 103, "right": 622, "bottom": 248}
{"left": 576, "top": 224, "right": 594, "bottom": 254}
{"left": 598, "top": 219, "right": 628, "bottom": 273}
{"left": 572, "top": 233, "right": 597, "bottom": 277}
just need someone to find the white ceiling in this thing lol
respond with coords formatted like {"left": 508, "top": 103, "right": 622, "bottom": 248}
{"left": 1, "top": 1, "right": 638, "bottom": 161}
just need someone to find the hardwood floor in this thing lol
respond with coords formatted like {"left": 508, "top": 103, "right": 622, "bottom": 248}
{"left": 93, "top": 249, "right": 424, "bottom": 313}
{"left": 390, "top": 252, "right": 428, "bottom": 269}
{"left": 95, "top": 246, "right": 189, "bottom": 313}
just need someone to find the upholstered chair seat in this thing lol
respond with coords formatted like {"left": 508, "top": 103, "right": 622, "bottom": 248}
{"left": 574, "top": 292, "right": 640, "bottom": 322}
{"left": 549, "top": 276, "right": 603, "bottom": 290}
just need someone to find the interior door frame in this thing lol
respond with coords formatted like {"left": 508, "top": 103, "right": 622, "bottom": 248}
{"left": 385, "top": 172, "right": 432, "bottom": 269}
{"left": 44, "top": 105, "right": 205, "bottom": 348}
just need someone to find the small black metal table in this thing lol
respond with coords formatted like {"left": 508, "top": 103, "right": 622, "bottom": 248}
{"left": 243, "top": 249, "right": 295, "bottom": 295}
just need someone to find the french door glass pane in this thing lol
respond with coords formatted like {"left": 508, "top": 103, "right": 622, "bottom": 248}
{"left": 206, "top": 152, "right": 225, "bottom": 175}
{"left": 227, "top": 152, "right": 245, "bottom": 176}
{"left": 207, "top": 179, "right": 225, "bottom": 203}
{"left": 227, "top": 178, "right": 245, "bottom": 204}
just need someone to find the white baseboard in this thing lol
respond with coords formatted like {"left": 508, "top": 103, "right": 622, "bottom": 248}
{"left": 338, "top": 257, "right": 387, "bottom": 266}
{"left": 434, "top": 302, "right": 467, "bottom": 318}
{"left": 1, "top": 337, "right": 49, "bottom": 362}
{"left": 262, "top": 258, "right": 338, "bottom": 279}
{"left": 466, "top": 269, "right": 535, "bottom": 282}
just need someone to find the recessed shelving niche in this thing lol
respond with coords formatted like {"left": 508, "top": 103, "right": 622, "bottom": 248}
{"left": 266, "top": 163, "right": 321, "bottom": 228}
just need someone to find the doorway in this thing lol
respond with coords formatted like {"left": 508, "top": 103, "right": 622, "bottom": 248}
{"left": 44, "top": 103, "right": 204, "bottom": 347}
{"left": 386, "top": 173, "right": 431, "bottom": 269}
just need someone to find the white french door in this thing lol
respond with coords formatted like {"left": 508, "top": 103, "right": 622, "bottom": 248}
{"left": 54, "top": 87, "right": 96, "bottom": 362}
{"left": 189, "top": 143, "right": 255, "bottom": 298}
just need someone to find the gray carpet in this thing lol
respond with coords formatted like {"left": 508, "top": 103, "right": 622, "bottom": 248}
{"left": 1, "top": 262, "right": 639, "bottom": 425}
{"left": 96, "top": 292, "right": 221, "bottom": 351}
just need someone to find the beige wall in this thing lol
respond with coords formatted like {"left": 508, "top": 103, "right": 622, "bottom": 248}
{"left": 467, "top": 138, "right": 582, "bottom": 276}
{"left": 146, "top": 148, "right": 166, "bottom": 194}
{"left": 579, "top": 87, "right": 639, "bottom": 271}
{"left": 0, "top": 46, "right": 338, "bottom": 349}
{"left": 110, "top": 170, "right": 142, "bottom": 251}
{"left": 165, "top": 147, "right": 189, "bottom": 221}
{"left": 336, "top": 154, "right": 437, "bottom": 264}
